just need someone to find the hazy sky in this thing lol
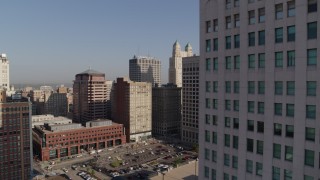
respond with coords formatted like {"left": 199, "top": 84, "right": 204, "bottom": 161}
{"left": 0, "top": 1, "right": 198, "bottom": 85}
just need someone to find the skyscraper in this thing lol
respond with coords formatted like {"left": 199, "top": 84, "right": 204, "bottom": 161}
{"left": 168, "top": 41, "right": 193, "bottom": 87}
{"left": 199, "top": 0, "right": 320, "bottom": 179}
{"left": 112, "top": 77, "right": 152, "bottom": 142}
{"left": 181, "top": 55, "right": 199, "bottom": 144}
{"left": 0, "top": 90, "right": 32, "bottom": 180}
{"left": 129, "top": 56, "right": 161, "bottom": 87}
{"left": 73, "top": 69, "right": 110, "bottom": 124}
{"left": 0, "top": 53, "right": 10, "bottom": 91}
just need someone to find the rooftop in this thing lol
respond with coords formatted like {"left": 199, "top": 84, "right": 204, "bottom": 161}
{"left": 78, "top": 68, "right": 104, "bottom": 76}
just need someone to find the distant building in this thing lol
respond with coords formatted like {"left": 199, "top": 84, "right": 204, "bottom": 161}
{"left": 129, "top": 56, "right": 161, "bottom": 87}
{"left": 32, "top": 119, "right": 126, "bottom": 161}
{"left": 112, "top": 77, "right": 152, "bottom": 142}
{"left": 168, "top": 41, "right": 193, "bottom": 87}
{"left": 152, "top": 83, "right": 181, "bottom": 137}
{"left": 0, "top": 54, "right": 10, "bottom": 91}
{"left": 44, "top": 93, "right": 68, "bottom": 117}
{"left": 57, "top": 86, "right": 68, "bottom": 94}
{"left": 0, "top": 90, "right": 32, "bottom": 180}
{"left": 32, "top": 114, "right": 72, "bottom": 127}
{"left": 73, "top": 69, "right": 110, "bottom": 124}
{"left": 181, "top": 56, "right": 199, "bottom": 144}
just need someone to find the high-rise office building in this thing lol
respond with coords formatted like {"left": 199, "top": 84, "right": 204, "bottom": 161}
{"left": 129, "top": 56, "right": 161, "bottom": 87}
{"left": 199, "top": 1, "right": 320, "bottom": 179}
{"left": 169, "top": 41, "right": 193, "bottom": 87}
{"left": 152, "top": 83, "right": 181, "bottom": 138}
{"left": 73, "top": 69, "right": 109, "bottom": 124}
{"left": 112, "top": 77, "right": 152, "bottom": 142}
{"left": 0, "top": 54, "right": 10, "bottom": 91}
{"left": 181, "top": 55, "right": 199, "bottom": 144}
{"left": 0, "top": 90, "right": 32, "bottom": 180}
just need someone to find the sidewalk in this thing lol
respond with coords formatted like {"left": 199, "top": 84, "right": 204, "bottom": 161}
{"left": 151, "top": 161, "right": 198, "bottom": 180}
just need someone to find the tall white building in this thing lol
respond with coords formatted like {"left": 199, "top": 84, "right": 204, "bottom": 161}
{"left": 129, "top": 56, "right": 161, "bottom": 87}
{"left": 0, "top": 54, "right": 10, "bottom": 91}
{"left": 169, "top": 41, "right": 193, "bottom": 87}
{"left": 199, "top": 0, "right": 320, "bottom": 180}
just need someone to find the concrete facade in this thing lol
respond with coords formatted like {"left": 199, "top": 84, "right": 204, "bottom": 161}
{"left": 181, "top": 56, "right": 199, "bottom": 144}
{"left": 0, "top": 54, "right": 9, "bottom": 91}
{"left": 129, "top": 56, "right": 161, "bottom": 87}
{"left": 112, "top": 77, "right": 152, "bottom": 142}
{"left": 199, "top": 0, "right": 320, "bottom": 180}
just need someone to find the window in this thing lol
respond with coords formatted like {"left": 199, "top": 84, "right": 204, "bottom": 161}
{"left": 275, "top": 81, "right": 283, "bottom": 95}
{"left": 205, "top": 148, "right": 210, "bottom": 160}
{"left": 248, "top": 32, "right": 255, "bottom": 46}
{"left": 225, "top": 100, "right": 231, "bottom": 110}
{"left": 225, "top": 81, "right": 231, "bottom": 93}
{"left": 287, "top": 26, "right": 295, "bottom": 42}
{"left": 225, "top": 56, "right": 232, "bottom": 69}
{"left": 258, "top": 81, "right": 265, "bottom": 94}
{"left": 205, "top": 130, "right": 210, "bottom": 142}
{"left": 206, "top": 81, "right": 211, "bottom": 92}
{"left": 275, "top": 27, "right": 283, "bottom": 43}
{"left": 206, "top": 98, "right": 211, "bottom": 108}
{"left": 224, "top": 134, "right": 230, "bottom": 147}
{"left": 213, "top": 58, "right": 218, "bottom": 70}
{"left": 212, "top": 115, "right": 217, "bottom": 125}
{"left": 286, "top": 104, "right": 294, "bottom": 117}
{"left": 258, "top": 8, "right": 265, "bottom": 23}
{"left": 286, "top": 81, "right": 295, "bottom": 95}
{"left": 234, "top": 34, "right": 240, "bottom": 48}
{"left": 247, "top": 120, "right": 254, "bottom": 131}
{"left": 213, "top": 38, "right": 218, "bottom": 51}
{"left": 206, "top": 20, "right": 212, "bottom": 33}
{"left": 286, "top": 125, "right": 294, "bottom": 138}
{"left": 258, "top": 102, "right": 264, "bottom": 114}
{"left": 275, "top": 4, "right": 283, "bottom": 19}
{"left": 258, "top": 53, "right": 265, "bottom": 68}
{"left": 306, "top": 127, "right": 315, "bottom": 141}
{"left": 232, "top": 156, "right": 238, "bottom": 169}
{"left": 275, "top": 52, "right": 284, "bottom": 68}
{"left": 256, "top": 162, "right": 263, "bottom": 176}
{"left": 233, "top": 118, "right": 239, "bottom": 129}
{"left": 234, "top": 0, "right": 240, "bottom": 7}
{"left": 205, "top": 114, "right": 210, "bottom": 124}
{"left": 275, "top": 103, "right": 283, "bottom": 115}
{"left": 234, "top": 55, "right": 240, "bottom": 69}
{"left": 285, "top": 146, "right": 293, "bottom": 161}
{"left": 213, "top": 19, "right": 218, "bottom": 32}
{"left": 234, "top": 81, "right": 239, "bottom": 93}
{"left": 284, "top": 170, "right": 293, "bottom": 180}
{"left": 212, "top": 169, "right": 216, "bottom": 180}
{"left": 224, "top": 173, "right": 229, "bottom": 180}
{"left": 257, "top": 121, "right": 264, "bottom": 133}
{"left": 225, "top": 36, "right": 231, "bottom": 49}
{"left": 213, "top": 81, "right": 218, "bottom": 92}
{"left": 224, "top": 154, "right": 230, "bottom": 166}
{"left": 273, "top": 166, "right": 280, "bottom": 180}
{"left": 248, "top": 0, "right": 254, "bottom": 3}
{"left": 204, "top": 166, "right": 209, "bottom": 178}
{"left": 225, "top": 117, "right": 231, "bottom": 127}
{"left": 248, "top": 54, "right": 255, "bottom": 68}
{"left": 287, "top": 1, "right": 295, "bottom": 17}
{"left": 307, "top": 49, "right": 317, "bottom": 66}
{"left": 212, "top": 132, "right": 217, "bottom": 144}
{"left": 226, "top": 0, "right": 232, "bottom": 9}
{"left": 274, "top": 123, "right": 282, "bottom": 136}
{"left": 233, "top": 135, "right": 238, "bottom": 149}
{"left": 306, "top": 105, "right": 316, "bottom": 119}
{"left": 257, "top": 140, "right": 264, "bottom": 155}
{"left": 206, "top": 39, "right": 211, "bottom": 52}
{"left": 247, "top": 138, "right": 254, "bottom": 152}
{"left": 305, "top": 149, "right": 314, "bottom": 167}
{"left": 246, "top": 160, "right": 253, "bottom": 173}
{"left": 248, "top": 81, "right": 255, "bottom": 94}
{"left": 226, "top": 16, "right": 231, "bottom": 29}
{"left": 212, "top": 150, "right": 217, "bottom": 162}
{"left": 213, "top": 99, "right": 218, "bottom": 109}
{"left": 206, "top": 58, "right": 211, "bottom": 71}
{"left": 307, "top": 22, "right": 317, "bottom": 39}
{"left": 273, "top": 144, "right": 281, "bottom": 159}
{"left": 304, "top": 175, "right": 314, "bottom": 180}
{"left": 287, "top": 50, "right": 295, "bottom": 67}
{"left": 248, "top": 10, "right": 255, "bottom": 25}
{"left": 258, "top": 30, "right": 265, "bottom": 45}
{"left": 248, "top": 101, "right": 254, "bottom": 113}
{"left": 233, "top": 100, "right": 239, "bottom": 111}
{"left": 308, "top": 0, "right": 317, "bottom": 13}
{"left": 307, "top": 81, "right": 316, "bottom": 96}
{"left": 234, "top": 14, "right": 240, "bottom": 27}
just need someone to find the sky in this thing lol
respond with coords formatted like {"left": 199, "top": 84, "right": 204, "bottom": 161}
{"left": 0, "top": 1, "right": 199, "bottom": 86}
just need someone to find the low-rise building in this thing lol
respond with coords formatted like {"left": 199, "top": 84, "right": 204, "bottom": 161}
{"left": 32, "top": 119, "right": 126, "bottom": 161}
